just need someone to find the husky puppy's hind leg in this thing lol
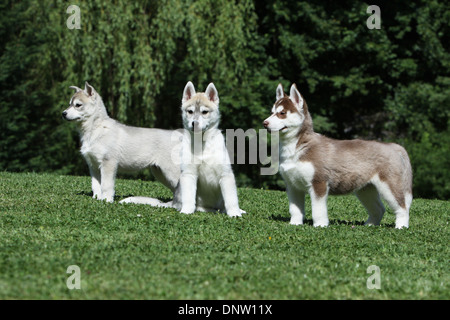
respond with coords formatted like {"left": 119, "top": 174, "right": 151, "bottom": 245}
{"left": 370, "top": 148, "right": 412, "bottom": 229}
{"left": 371, "top": 176, "right": 410, "bottom": 229}
{"left": 355, "top": 184, "right": 385, "bottom": 226}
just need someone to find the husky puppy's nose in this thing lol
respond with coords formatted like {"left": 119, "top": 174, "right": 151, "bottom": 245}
{"left": 62, "top": 111, "right": 67, "bottom": 118}
{"left": 263, "top": 120, "right": 269, "bottom": 128}
{"left": 192, "top": 120, "right": 200, "bottom": 130}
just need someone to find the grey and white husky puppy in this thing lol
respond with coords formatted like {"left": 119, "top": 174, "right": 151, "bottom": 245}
{"left": 122, "top": 82, "right": 244, "bottom": 217}
{"left": 178, "top": 81, "right": 243, "bottom": 216}
{"left": 63, "top": 82, "right": 182, "bottom": 203}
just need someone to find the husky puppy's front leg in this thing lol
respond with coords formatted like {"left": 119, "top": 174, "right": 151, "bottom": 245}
{"left": 89, "top": 165, "right": 102, "bottom": 200}
{"left": 85, "top": 157, "right": 102, "bottom": 199}
{"left": 286, "top": 186, "right": 306, "bottom": 225}
{"left": 219, "top": 173, "right": 242, "bottom": 217}
{"left": 180, "top": 168, "right": 198, "bottom": 214}
{"left": 309, "top": 184, "right": 329, "bottom": 227}
{"left": 99, "top": 159, "right": 118, "bottom": 203}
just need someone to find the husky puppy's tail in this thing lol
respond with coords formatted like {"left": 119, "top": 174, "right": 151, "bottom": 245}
{"left": 119, "top": 196, "right": 174, "bottom": 208}
{"left": 404, "top": 153, "right": 413, "bottom": 211}
{"left": 398, "top": 145, "right": 413, "bottom": 211}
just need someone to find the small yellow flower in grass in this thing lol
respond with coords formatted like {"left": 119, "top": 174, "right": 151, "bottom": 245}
{"left": 269, "top": 236, "right": 272, "bottom": 240}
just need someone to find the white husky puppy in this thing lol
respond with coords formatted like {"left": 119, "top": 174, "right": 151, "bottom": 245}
{"left": 62, "top": 82, "right": 182, "bottom": 203}
{"left": 122, "top": 82, "right": 244, "bottom": 217}
{"left": 263, "top": 84, "right": 413, "bottom": 228}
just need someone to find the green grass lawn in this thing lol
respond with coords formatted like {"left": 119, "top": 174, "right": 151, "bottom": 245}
{"left": 0, "top": 171, "right": 448, "bottom": 299}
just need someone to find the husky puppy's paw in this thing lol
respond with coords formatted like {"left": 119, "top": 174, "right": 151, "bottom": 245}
{"left": 313, "top": 220, "right": 329, "bottom": 228}
{"left": 93, "top": 194, "right": 101, "bottom": 200}
{"left": 289, "top": 216, "right": 303, "bottom": 225}
{"left": 227, "top": 209, "right": 242, "bottom": 218}
{"left": 180, "top": 206, "right": 195, "bottom": 214}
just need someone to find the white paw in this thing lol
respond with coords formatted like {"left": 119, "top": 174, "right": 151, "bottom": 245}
{"left": 313, "top": 220, "right": 329, "bottom": 227}
{"left": 395, "top": 215, "right": 409, "bottom": 229}
{"left": 99, "top": 195, "right": 114, "bottom": 203}
{"left": 227, "top": 209, "right": 242, "bottom": 218}
{"left": 180, "top": 206, "right": 195, "bottom": 214}
{"left": 290, "top": 217, "right": 303, "bottom": 225}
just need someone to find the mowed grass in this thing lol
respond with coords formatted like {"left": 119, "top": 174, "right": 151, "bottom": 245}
{"left": 0, "top": 171, "right": 448, "bottom": 299}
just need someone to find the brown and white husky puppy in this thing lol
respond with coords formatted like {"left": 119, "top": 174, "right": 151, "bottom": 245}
{"left": 263, "top": 84, "right": 412, "bottom": 228}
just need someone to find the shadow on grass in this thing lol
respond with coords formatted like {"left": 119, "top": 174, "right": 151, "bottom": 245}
{"left": 77, "top": 191, "right": 173, "bottom": 203}
{"left": 268, "top": 214, "right": 397, "bottom": 227}
{"left": 77, "top": 192, "right": 396, "bottom": 227}
{"left": 270, "top": 214, "right": 314, "bottom": 225}
{"left": 77, "top": 191, "right": 93, "bottom": 197}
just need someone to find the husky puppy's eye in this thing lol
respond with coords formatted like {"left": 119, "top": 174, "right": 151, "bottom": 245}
{"left": 75, "top": 103, "right": 82, "bottom": 108}
{"left": 202, "top": 110, "right": 209, "bottom": 115}
{"left": 187, "top": 110, "right": 194, "bottom": 114}
{"left": 279, "top": 111, "right": 286, "bottom": 115}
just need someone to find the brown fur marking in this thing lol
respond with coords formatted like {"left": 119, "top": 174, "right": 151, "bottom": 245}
{"left": 274, "top": 97, "right": 297, "bottom": 119}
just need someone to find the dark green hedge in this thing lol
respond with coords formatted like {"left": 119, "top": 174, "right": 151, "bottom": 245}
{"left": 0, "top": 0, "right": 448, "bottom": 199}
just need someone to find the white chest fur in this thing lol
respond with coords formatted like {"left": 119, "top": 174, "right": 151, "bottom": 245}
{"left": 79, "top": 122, "right": 112, "bottom": 166}
{"left": 179, "top": 128, "right": 237, "bottom": 212}
{"left": 280, "top": 160, "right": 315, "bottom": 191}
{"left": 279, "top": 142, "right": 315, "bottom": 191}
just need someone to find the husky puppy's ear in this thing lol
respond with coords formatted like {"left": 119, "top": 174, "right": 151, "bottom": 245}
{"left": 205, "top": 83, "right": 219, "bottom": 104}
{"left": 289, "top": 84, "right": 304, "bottom": 112}
{"left": 182, "top": 81, "right": 196, "bottom": 104}
{"left": 69, "top": 86, "right": 82, "bottom": 92}
{"left": 276, "top": 83, "right": 284, "bottom": 101}
{"left": 84, "top": 81, "right": 97, "bottom": 99}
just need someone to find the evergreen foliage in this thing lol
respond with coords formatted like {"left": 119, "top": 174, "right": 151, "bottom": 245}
{"left": 0, "top": 0, "right": 448, "bottom": 199}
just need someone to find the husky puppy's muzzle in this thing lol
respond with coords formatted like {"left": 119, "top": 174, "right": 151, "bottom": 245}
{"left": 188, "top": 117, "right": 205, "bottom": 132}
{"left": 192, "top": 120, "right": 202, "bottom": 132}
{"left": 62, "top": 109, "right": 74, "bottom": 121}
{"left": 263, "top": 120, "right": 277, "bottom": 133}
{"left": 62, "top": 106, "right": 82, "bottom": 121}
